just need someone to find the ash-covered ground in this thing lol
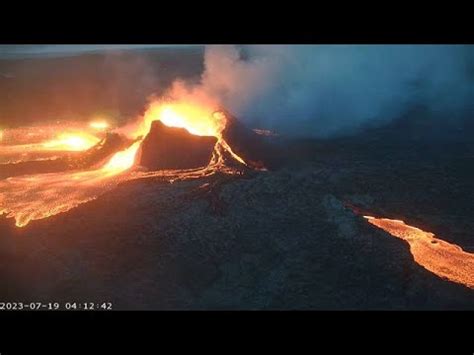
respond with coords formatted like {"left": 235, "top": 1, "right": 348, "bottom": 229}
{"left": 1, "top": 120, "right": 473, "bottom": 309}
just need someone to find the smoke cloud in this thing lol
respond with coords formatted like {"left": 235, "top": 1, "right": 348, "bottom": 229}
{"left": 182, "top": 45, "right": 474, "bottom": 137}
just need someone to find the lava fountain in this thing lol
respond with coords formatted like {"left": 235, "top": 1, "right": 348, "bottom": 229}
{"left": 364, "top": 216, "right": 474, "bottom": 289}
{"left": 0, "top": 100, "right": 250, "bottom": 227}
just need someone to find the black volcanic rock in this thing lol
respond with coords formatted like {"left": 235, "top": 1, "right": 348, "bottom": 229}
{"left": 220, "top": 111, "right": 279, "bottom": 170}
{"left": 140, "top": 121, "right": 217, "bottom": 170}
{"left": 1, "top": 163, "right": 473, "bottom": 310}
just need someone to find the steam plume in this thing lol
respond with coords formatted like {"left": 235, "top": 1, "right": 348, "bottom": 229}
{"left": 180, "top": 45, "right": 474, "bottom": 137}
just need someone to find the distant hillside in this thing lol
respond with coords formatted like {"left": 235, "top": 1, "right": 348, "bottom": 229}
{"left": 0, "top": 46, "right": 204, "bottom": 127}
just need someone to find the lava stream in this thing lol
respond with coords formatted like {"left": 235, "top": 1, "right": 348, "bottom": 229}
{"left": 364, "top": 216, "right": 474, "bottom": 289}
{"left": 0, "top": 124, "right": 105, "bottom": 164}
{"left": 0, "top": 141, "right": 141, "bottom": 227}
{"left": 0, "top": 102, "right": 249, "bottom": 227}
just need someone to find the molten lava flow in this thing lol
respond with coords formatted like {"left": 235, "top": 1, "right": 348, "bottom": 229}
{"left": 42, "top": 132, "right": 100, "bottom": 151}
{"left": 0, "top": 124, "right": 106, "bottom": 164}
{"left": 0, "top": 100, "right": 251, "bottom": 227}
{"left": 0, "top": 142, "right": 141, "bottom": 227}
{"left": 102, "top": 141, "right": 141, "bottom": 173}
{"left": 89, "top": 120, "right": 110, "bottom": 130}
{"left": 364, "top": 216, "right": 474, "bottom": 289}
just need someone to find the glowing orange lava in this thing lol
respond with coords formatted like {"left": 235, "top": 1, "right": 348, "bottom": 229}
{"left": 0, "top": 142, "right": 143, "bottom": 227}
{"left": 364, "top": 216, "right": 474, "bottom": 289}
{"left": 102, "top": 141, "right": 141, "bottom": 173}
{"left": 0, "top": 123, "right": 106, "bottom": 164}
{"left": 131, "top": 102, "right": 225, "bottom": 139}
{"left": 89, "top": 120, "right": 110, "bottom": 130}
{"left": 127, "top": 101, "right": 247, "bottom": 169}
{"left": 0, "top": 101, "right": 250, "bottom": 227}
{"left": 42, "top": 132, "right": 100, "bottom": 151}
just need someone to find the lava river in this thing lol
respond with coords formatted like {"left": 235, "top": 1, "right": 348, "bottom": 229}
{"left": 364, "top": 216, "right": 474, "bottom": 289}
{"left": 0, "top": 101, "right": 248, "bottom": 227}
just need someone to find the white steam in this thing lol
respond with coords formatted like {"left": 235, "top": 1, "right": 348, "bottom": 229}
{"left": 188, "top": 45, "right": 474, "bottom": 137}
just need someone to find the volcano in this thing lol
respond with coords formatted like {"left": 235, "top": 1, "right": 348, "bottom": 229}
{"left": 221, "top": 112, "right": 274, "bottom": 170}
{"left": 140, "top": 121, "right": 217, "bottom": 170}
{"left": 0, "top": 104, "right": 276, "bottom": 228}
{"left": 2, "top": 45, "right": 474, "bottom": 314}
{"left": 138, "top": 110, "right": 275, "bottom": 171}
{"left": 1, "top": 104, "right": 474, "bottom": 311}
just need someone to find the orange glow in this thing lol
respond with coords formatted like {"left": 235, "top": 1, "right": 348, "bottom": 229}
{"left": 0, "top": 100, "right": 252, "bottom": 228}
{"left": 0, "top": 142, "right": 142, "bottom": 227}
{"left": 89, "top": 120, "right": 110, "bottom": 130}
{"left": 364, "top": 216, "right": 474, "bottom": 289}
{"left": 131, "top": 101, "right": 226, "bottom": 139}
{"left": 42, "top": 132, "right": 100, "bottom": 151}
{"left": 128, "top": 100, "right": 247, "bottom": 169}
{"left": 103, "top": 141, "right": 141, "bottom": 173}
{"left": 0, "top": 170, "right": 127, "bottom": 228}
{"left": 0, "top": 124, "right": 106, "bottom": 164}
